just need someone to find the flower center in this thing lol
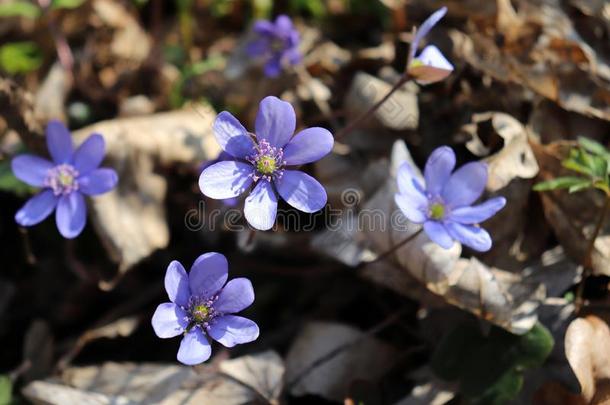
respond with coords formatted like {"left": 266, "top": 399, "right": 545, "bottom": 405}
{"left": 429, "top": 202, "right": 445, "bottom": 220}
{"left": 248, "top": 139, "right": 286, "bottom": 182}
{"left": 270, "top": 38, "right": 286, "bottom": 52}
{"left": 191, "top": 304, "right": 210, "bottom": 323}
{"left": 187, "top": 296, "right": 219, "bottom": 330}
{"left": 256, "top": 155, "right": 277, "bottom": 175}
{"left": 45, "top": 164, "right": 79, "bottom": 196}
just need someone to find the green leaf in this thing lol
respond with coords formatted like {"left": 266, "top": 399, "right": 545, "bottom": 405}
{"left": 0, "top": 1, "right": 41, "bottom": 18}
{"left": 472, "top": 368, "right": 524, "bottom": 405}
{"left": 431, "top": 321, "right": 554, "bottom": 404}
{"left": 252, "top": 0, "right": 272, "bottom": 18}
{"left": 515, "top": 323, "right": 554, "bottom": 368}
{"left": 51, "top": 0, "right": 86, "bottom": 9}
{"left": 0, "top": 41, "right": 43, "bottom": 74}
{"left": 0, "top": 160, "right": 36, "bottom": 197}
{"left": 562, "top": 149, "right": 594, "bottom": 176}
{"left": 290, "top": 0, "right": 326, "bottom": 19}
{"left": 578, "top": 137, "right": 610, "bottom": 160}
{"left": 0, "top": 375, "right": 12, "bottom": 405}
{"left": 533, "top": 176, "right": 590, "bottom": 192}
{"left": 430, "top": 320, "right": 482, "bottom": 381}
{"left": 569, "top": 181, "right": 593, "bottom": 193}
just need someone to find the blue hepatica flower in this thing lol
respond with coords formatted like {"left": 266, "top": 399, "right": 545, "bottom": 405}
{"left": 151, "top": 252, "right": 259, "bottom": 365}
{"left": 199, "top": 96, "right": 334, "bottom": 231}
{"left": 395, "top": 146, "right": 506, "bottom": 252}
{"left": 12, "top": 120, "right": 118, "bottom": 239}
{"left": 407, "top": 7, "right": 454, "bottom": 84}
{"left": 246, "top": 14, "right": 301, "bottom": 77}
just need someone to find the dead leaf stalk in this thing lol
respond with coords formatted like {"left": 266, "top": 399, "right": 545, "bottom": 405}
{"left": 334, "top": 74, "right": 412, "bottom": 141}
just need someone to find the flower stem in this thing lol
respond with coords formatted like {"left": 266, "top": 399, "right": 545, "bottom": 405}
{"left": 576, "top": 193, "right": 610, "bottom": 311}
{"left": 363, "top": 228, "right": 423, "bottom": 267}
{"left": 334, "top": 73, "right": 412, "bottom": 141}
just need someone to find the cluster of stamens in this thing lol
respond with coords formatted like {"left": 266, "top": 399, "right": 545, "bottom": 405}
{"left": 247, "top": 139, "right": 286, "bottom": 182}
{"left": 428, "top": 201, "right": 447, "bottom": 220}
{"left": 187, "top": 295, "right": 219, "bottom": 331}
{"left": 45, "top": 164, "right": 80, "bottom": 196}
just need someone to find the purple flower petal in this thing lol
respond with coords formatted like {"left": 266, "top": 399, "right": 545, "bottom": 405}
{"left": 409, "top": 46, "right": 454, "bottom": 85}
{"left": 445, "top": 222, "right": 492, "bottom": 252}
{"left": 409, "top": 7, "right": 447, "bottom": 61}
{"left": 46, "top": 120, "right": 74, "bottom": 164}
{"left": 199, "top": 161, "right": 254, "bottom": 200}
{"left": 423, "top": 220, "right": 453, "bottom": 249}
{"left": 78, "top": 168, "right": 118, "bottom": 196}
{"left": 263, "top": 56, "right": 282, "bottom": 78}
{"left": 15, "top": 189, "right": 58, "bottom": 226}
{"left": 214, "top": 278, "right": 255, "bottom": 314}
{"left": 56, "top": 192, "right": 87, "bottom": 239}
{"left": 165, "top": 261, "right": 190, "bottom": 307}
{"left": 424, "top": 146, "right": 455, "bottom": 196}
{"left": 448, "top": 197, "right": 506, "bottom": 224}
{"left": 246, "top": 38, "right": 270, "bottom": 57}
{"left": 72, "top": 134, "right": 105, "bottom": 175}
{"left": 189, "top": 252, "right": 228, "bottom": 298}
{"left": 151, "top": 302, "right": 188, "bottom": 338}
{"left": 213, "top": 112, "right": 256, "bottom": 159}
{"left": 11, "top": 155, "right": 53, "bottom": 187}
{"left": 275, "top": 14, "right": 294, "bottom": 35}
{"left": 199, "top": 160, "right": 254, "bottom": 200}
{"left": 284, "top": 47, "right": 301, "bottom": 65}
{"left": 441, "top": 162, "right": 488, "bottom": 208}
{"left": 244, "top": 180, "right": 277, "bottom": 231}
{"left": 177, "top": 328, "right": 211, "bottom": 365}
{"left": 208, "top": 315, "right": 259, "bottom": 348}
{"left": 396, "top": 162, "right": 428, "bottom": 205}
{"left": 253, "top": 20, "right": 275, "bottom": 35}
{"left": 255, "top": 96, "right": 296, "bottom": 148}
{"left": 283, "top": 127, "right": 333, "bottom": 165}
{"left": 394, "top": 193, "right": 426, "bottom": 223}
{"left": 275, "top": 170, "right": 327, "bottom": 213}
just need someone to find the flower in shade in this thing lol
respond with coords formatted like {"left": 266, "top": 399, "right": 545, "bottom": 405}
{"left": 11, "top": 120, "right": 118, "bottom": 239}
{"left": 394, "top": 146, "right": 506, "bottom": 252}
{"left": 246, "top": 15, "right": 301, "bottom": 77}
{"left": 406, "top": 7, "right": 453, "bottom": 84}
{"left": 151, "top": 252, "right": 259, "bottom": 365}
{"left": 199, "top": 96, "right": 333, "bottom": 231}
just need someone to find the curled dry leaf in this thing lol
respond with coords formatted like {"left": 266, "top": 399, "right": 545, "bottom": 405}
{"left": 72, "top": 106, "right": 221, "bottom": 277}
{"left": 24, "top": 351, "right": 284, "bottom": 405}
{"left": 314, "top": 140, "right": 545, "bottom": 334}
{"left": 462, "top": 112, "right": 542, "bottom": 267}
{"left": 531, "top": 141, "right": 610, "bottom": 276}
{"left": 285, "top": 321, "right": 397, "bottom": 402}
{"left": 565, "top": 315, "right": 610, "bottom": 403}
{"left": 449, "top": 0, "right": 610, "bottom": 121}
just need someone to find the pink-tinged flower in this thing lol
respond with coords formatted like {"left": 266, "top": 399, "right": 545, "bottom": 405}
{"left": 246, "top": 15, "right": 301, "bottom": 77}
{"left": 407, "top": 7, "right": 454, "bottom": 85}
{"left": 395, "top": 146, "right": 506, "bottom": 252}
{"left": 199, "top": 96, "right": 334, "bottom": 231}
{"left": 11, "top": 120, "right": 118, "bottom": 239}
{"left": 151, "top": 253, "right": 259, "bottom": 365}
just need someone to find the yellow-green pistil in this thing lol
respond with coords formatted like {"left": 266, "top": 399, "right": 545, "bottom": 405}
{"left": 429, "top": 203, "right": 445, "bottom": 220}
{"left": 256, "top": 156, "right": 277, "bottom": 175}
{"left": 58, "top": 171, "right": 75, "bottom": 187}
{"left": 191, "top": 304, "right": 210, "bottom": 323}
